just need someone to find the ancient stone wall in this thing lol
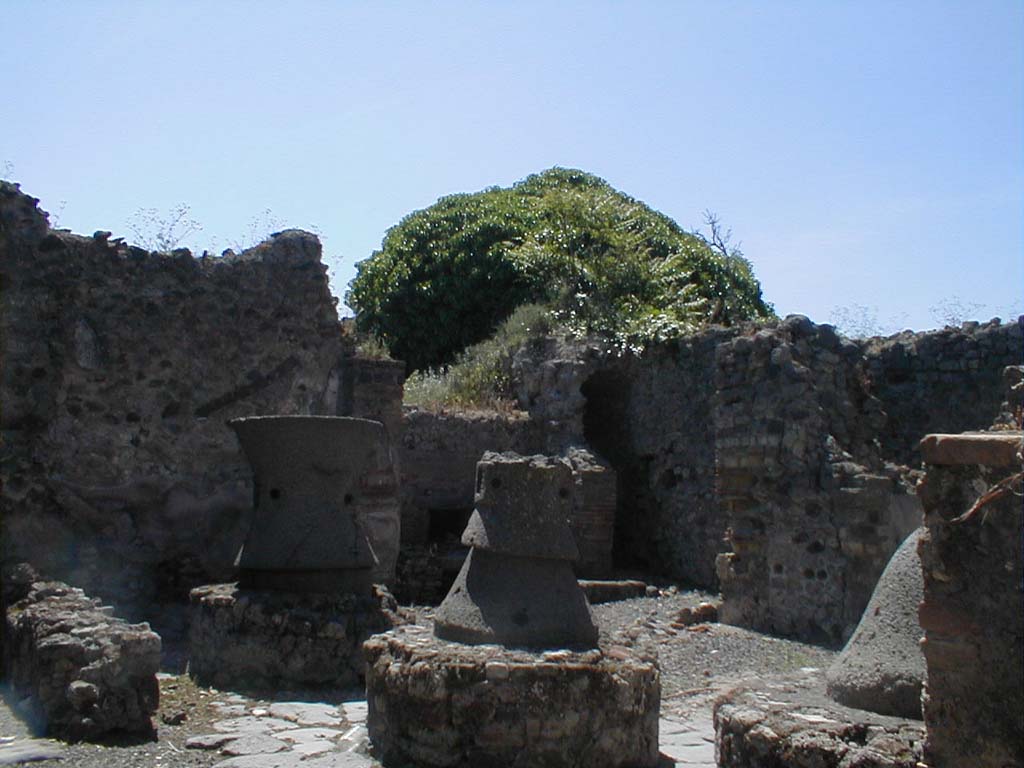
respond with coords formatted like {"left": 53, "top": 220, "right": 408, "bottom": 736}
{"left": 593, "top": 337, "right": 736, "bottom": 587}
{"left": 398, "top": 409, "right": 544, "bottom": 545}
{"left": 714, "top": 317, "right": 921, "bottom": 643}
{"left": 916, "top": 432, "right": 1022, "bottom": 768}
{"left": 864, "top": 321, "right": 1022, "bottom": 465}
{"left": 340, "top": 356, "right": 405, "bottom": 445}
{"left": 394, "top": 410, "right": 543, "bottom": 603}
{"left": 512, "top": 334, "right": 734, "bottom": 588}
{"left": 0, "top": 182, "right": 349, "bottom": 619}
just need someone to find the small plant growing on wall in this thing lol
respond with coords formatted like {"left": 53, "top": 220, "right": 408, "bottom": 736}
{"left": 127, "top": 203, "right": 203, "bottom": 252}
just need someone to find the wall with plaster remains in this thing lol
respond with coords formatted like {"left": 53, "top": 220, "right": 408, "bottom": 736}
{"left": 0, "top": 182, "right": 353, "bottom": 620}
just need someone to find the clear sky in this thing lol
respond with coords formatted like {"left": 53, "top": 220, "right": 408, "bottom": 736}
{"left": 3, "top": 1, "right": 1021, "bottom": 334}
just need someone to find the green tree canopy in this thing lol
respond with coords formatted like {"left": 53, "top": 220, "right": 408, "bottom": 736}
{"left": 347, "top": 168, "right": 773, "bottom": 372}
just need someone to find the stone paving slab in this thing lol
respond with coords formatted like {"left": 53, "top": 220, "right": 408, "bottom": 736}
{"left": 303, "top": 753, "right": 376, "bottom": 767}
{"left": 0, "top": 738, "right": 65, "bottom": 764}
{"left": 277, "top": 727, "right": 345, "bottom": 756}
{"left": 659, "top": 714, "right": 716, "bottom": 766}
{"left": 213, "top": 716, "right": 298, "bottom": 734}
{"left": 193, "top": 697, "right": 716, "bottom": 768}
{"left": 213, "top": 753, "right": 307, "bottom": 768}
{"left": 186, "top": 732, "right": 239, "bottom": 750}
{"left": 268, "top": 702, "right": 343, "bottom": 727}
{"left": 339, "top": 701, "right": 367, "bottom": 725}
{"left": 220, "top": 733, "right": 291, "bottom": 756}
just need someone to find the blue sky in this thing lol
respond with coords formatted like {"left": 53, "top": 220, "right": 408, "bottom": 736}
{"left": 3, "top": 1, "right": 1021, "bottom": 334}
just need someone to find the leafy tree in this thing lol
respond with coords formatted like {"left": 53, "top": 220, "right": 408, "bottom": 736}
{"left": 347, "top": 167, "right": 773, "bottom": 372}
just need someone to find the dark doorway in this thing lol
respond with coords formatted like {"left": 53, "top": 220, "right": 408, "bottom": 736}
{"left": 580, "top": 369, "right": 653, "bottom": 572}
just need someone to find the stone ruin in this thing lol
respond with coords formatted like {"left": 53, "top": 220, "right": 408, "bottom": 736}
{"left": 2, "top": 563, "right": 161, "bottom": 741}
{"left": 713, "top": 428, "right": 1022, "bottom": 768}
{"left": 188, "top": 415, "right": 403, "bottom": 691}
{"left": 364, "top": 452, "right": 661, "bottom": 768}
{"left": 1, "top": 181, "right": 1021, "bottom": 763}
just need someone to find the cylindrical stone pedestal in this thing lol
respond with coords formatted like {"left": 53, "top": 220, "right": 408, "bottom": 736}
{"left": 364, "top": 623, "right": 661, "bottom": 768}
{"left": 188, "top": 583, "right": 401, "bottom": 691}
{"left": 229, "top": 415, "right": 400, "bottom": 590}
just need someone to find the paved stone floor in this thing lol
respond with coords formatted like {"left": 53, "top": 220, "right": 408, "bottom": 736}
{"left": 181, "top": 695, "right": 715, "bottom": 767}
{"left": 0, "top": 690, "right": 716, "bottom": 767}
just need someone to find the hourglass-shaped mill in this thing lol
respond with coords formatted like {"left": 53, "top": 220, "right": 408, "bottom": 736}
{"left": 188, "top": 415, "right": 401, "bottom": 691}
{"left": 230, "top": 415, "right": 386, "bottom": 594}
{"left": 364, "top": 452, "right": 660, "bottom": 768}
{"left": 434, "top": 452, "right": 598, "bottom": 647}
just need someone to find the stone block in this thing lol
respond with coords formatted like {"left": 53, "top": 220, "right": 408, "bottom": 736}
{"left": 3, "top": 568, "right": 160, "bottom": 740}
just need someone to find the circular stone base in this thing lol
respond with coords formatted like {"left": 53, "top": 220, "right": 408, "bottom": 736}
{"left": 188, "top": 583, "right": 402, "bottom": 691}
{"left": 363, "top": 624, "right": 660, "bottom": 768}
{"left": 715, "top": 670, "right": 925, "bottom": 768}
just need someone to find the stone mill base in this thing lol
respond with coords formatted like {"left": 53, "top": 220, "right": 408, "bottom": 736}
{"left": 363, "top": 623, "right": 661, "bottom": 768}
{"left": 188, "top": 583, "right": 402, "bottom": 692}
{"left": 714, "top": 670, "right": 925, "bottom": 768}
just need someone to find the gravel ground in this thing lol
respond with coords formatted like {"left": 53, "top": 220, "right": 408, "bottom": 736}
{"left": 589, "top": 589, "right": 837, "bottom": 720}
{"left": 0, "top": 588, "right": 838, "bottom": 767}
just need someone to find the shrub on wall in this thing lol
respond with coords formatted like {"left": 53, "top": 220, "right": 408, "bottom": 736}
{"left": 347, "top": 167, "right": 773, "bottom": 372}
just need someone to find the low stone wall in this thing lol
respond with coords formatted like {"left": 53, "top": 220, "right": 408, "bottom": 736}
{"left": 2, "top": 565, "right": 161, "bottom": 740}
{"left": 714, "top": 671, "right": 924, "bottom": 768}
{"left": 187, "top": 583, "right": 404, "bottom": 692}
{"left": 364, "top": 623, "right": 661, "bottom": 768}
{"left": 916, "top": 432, "right": 1023, "bottom": 768}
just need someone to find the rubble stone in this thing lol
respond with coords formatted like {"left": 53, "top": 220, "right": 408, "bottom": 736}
{"left": 2, "top": 566, "right": 160, "bottom": 740}
{"left": 715, "top": 671, "right": 924, "bottom": 768}
{"left": 364, "top": 623, "right": 660, "bottom": 768}
{"left": 188, "top": 583, "right": 404, "bottom": 691}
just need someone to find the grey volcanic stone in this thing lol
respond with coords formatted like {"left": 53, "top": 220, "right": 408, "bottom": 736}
{"left": 460, "top": 452, "right": 579, "bottom": 560}
{"left": 826, "top": 528, "right": 926, "bottom": 718}
{"left": 434, "top": 549, "right": 598, "bottom": 647}
{"left": 230, "top": 416, "right": 392, "bottom": 594}
{"left": 433, "top": 452, "right": 598, "bottom": 649}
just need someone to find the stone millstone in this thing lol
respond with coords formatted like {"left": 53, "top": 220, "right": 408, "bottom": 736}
{"left": 461, "top": 453, "right": 580, "bottom": 560}
{"left": 826, "top": 528, "right": 926, "bottom": 718}
{"left": 433, "top": 548, "right": 598, "bottom": 647}
{"left": 433, "top": 451, "right": 598, "bottom": 649}
{"left": 230, "top": 416, "right": 381, "bottom": 593}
